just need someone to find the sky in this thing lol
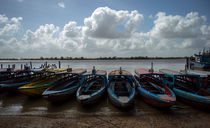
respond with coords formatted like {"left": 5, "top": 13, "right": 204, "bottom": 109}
{"left": 0, "top": 0, "right": 210, "bottom": 58}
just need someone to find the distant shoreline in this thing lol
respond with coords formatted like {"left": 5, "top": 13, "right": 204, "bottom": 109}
{"left": 0, "top": 56, "right": 187, "bottom": 60}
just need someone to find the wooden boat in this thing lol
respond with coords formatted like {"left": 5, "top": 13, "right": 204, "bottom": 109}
{"left": 160, "top": 69, "right": 210, "bottom": 108}
{"left": 183, "top": 69, "right": 210, "bottom": 91}
{"left": 107, "top": 68, "right": 135, "bottom": 108}
{"left": 0, "top": 78, "right": 32, "bottom": 91}
{"left": 42, "top": 68, "right": 87, "bottom": 102}
{"left": 76, "top": 67, "right": 107, "bottom": 105}
{"left": 18, "top": 72, "right": 62, "bottom": 96}
{"left": 0, "top": 68, "right": 12, "bottom": 81}
{"left": 0, "top": 69, "right": 35, "bottom": 91}
{"left": 134, "top": 68, "right": 176, "bottom": 107}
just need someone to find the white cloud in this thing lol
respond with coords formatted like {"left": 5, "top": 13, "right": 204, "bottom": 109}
{"left": 61, "top": 21, "right": 81, "bottom": 38}
{"left": 82, "top": 7, "right": 143, "bottom": 39}
{"left": 0, "top": 15, "right": 22, "bottom": 37}
{"left": 58, "top": 2, "right": 65, "bottom": 8}
{"left": 0, "top": 7, "right": 210, "bottom": 58}
{"left": 150, "top": 12, "right": 207, "bottom": 39}
{"left": 149, "top": 12, "right": 210, "bottom": 50}
{"left": 0, "top": 14, "right": 8, "bottom": 24}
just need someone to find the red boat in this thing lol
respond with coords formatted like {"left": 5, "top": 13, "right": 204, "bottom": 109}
{"left": 134, "top": 68, "right": 176, "bottom": 107}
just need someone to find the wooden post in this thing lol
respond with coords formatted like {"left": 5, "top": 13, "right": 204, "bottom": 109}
{"left": 45, "top": 61, "right": 47, "bottom": 67}
{"left": 58, "top": 61, "right": 61, "bottom": 68}
{"left": 30, "top": 61, "right": 32, "bottom": 69}
{"left": 68, "top": 65, "right": 69, "bottom": 68}
{"left": 12, "top": 64, "right": 15, "bottom": 69}
{"left": 1, "top": 64, "right": 2, "bottom": 69}
{"left": 21, "top": 64, "right": 23, "bottom": 69}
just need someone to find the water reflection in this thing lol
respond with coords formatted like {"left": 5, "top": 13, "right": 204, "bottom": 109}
{"left": 47, "top": 97, "right": 77, "bottom": 113}
{"left": 21, "top": 96, "right": 47, "bottom": 113}
{"left": 0, "top": 91, "right": 209, "bottom": 117}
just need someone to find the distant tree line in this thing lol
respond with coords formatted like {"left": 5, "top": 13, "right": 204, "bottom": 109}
{"left": 0, "top": 56, "right": 187, "bottom": 60}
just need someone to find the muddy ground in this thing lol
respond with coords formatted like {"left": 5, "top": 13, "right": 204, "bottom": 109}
{"left": 0, "top": 92, "right": 210, "bottom": 128}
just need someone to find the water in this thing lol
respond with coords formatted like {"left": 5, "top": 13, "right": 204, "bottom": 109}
{"left": 0, "top": 59, "right": 185, "bottom": 73}
{"left": 1, "top": 59, "right": 205, "bottom": 117}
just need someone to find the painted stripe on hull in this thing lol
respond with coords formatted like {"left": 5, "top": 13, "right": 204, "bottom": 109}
{"left": 137, "top": 86, "right": 176, "bottom": 107}
{"left": 77, "top": 89, "right": 106, "bottom": 105}
{"left": 108, "top": 94, "right": 134, "bottom": 108}
{"left": 174, "top": 88, "right": 210, "bottom": 108}
{"left": 43, "top": 87, "right": 78, "bottom": 102}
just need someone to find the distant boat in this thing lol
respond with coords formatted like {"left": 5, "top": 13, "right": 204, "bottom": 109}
{"left": 76, "top": 67, "right": 107, "bottom": 105}
{"left": 107, "top": 68, "right": 135, "bottom": 108}
{"left": 184, "top": 49, "right": 210, "bottom": 90}
{"left": 42, "top": 68, "right": 87, "bottom": 102}
{"left": 160, "top": 69, "right": 210, "bottom": 108}
{"left": 186, "top": 49, "right": 210, "bottom": 71}
{"left": 134, "top": 68, "right": 176, "bottom": 107}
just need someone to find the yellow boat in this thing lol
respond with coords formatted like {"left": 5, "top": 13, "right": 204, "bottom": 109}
{"left": 18, "top": 76, "right": 61, "bottom": 96}
{"left": 18, "top": 67, "right": 68, "bottom": 96}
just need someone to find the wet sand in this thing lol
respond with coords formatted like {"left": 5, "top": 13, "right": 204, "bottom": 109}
{"left": 0, "top": 92, "right": 210, "bottom": 128}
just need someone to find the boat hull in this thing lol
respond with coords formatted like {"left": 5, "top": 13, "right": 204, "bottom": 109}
{"left": 0, "top": 82, "right": 31, "bottom": 91}
{"left": 137, "top": 87, "right": 175, "bottom": 107}
{"left": 189, "top": 60, "right": 210, "bottom": 70}
{"left": 107, "top": 89, "right": 134, "bottom": 108}
{"left": 19, "top": 85, "right": 50, "bottom": 96}
{"left": 43, "top": 86, "right": 79, "bottom": 102}
{"left": 77, "top": 87, "right": 106, "bottom": 105}
{"left": 173, "top": 88, "right": 210, "bottom": 108}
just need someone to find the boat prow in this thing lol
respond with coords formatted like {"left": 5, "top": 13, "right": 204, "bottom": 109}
{"left": 135, "top": 68, "right": 176, "bottom": 107}
{"left": 76, "top": 68, "right": 107, "bottom": 105}
{"left": 107, "top": 68, "right": 135, "bottom": 108}
{"left": 42, "top": 68, "right": 87, "bottom": 102}
{"left": 160, "top": 68, "right": 210, "bottom": 108}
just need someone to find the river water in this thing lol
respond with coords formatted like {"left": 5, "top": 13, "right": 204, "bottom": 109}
{"left": 0, "top": 59, "right": 207, "bottom": 118}
{"left": 0, "top": 59, "right": 185, "bottom": 74}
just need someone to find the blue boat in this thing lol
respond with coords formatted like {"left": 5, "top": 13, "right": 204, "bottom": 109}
{"left": 160, "top": 69, "right": 210, "bottom": 108}
{"left": 0, "top": 69, "right": 34, "bottom": 91}
{"left": 76, "top": 67, "right": 107, "bottom": 105}
{"left": 187, "top": 49, "right": 210, "bottom": 71}
{"left": 185, "top": 49, "right": 210, "bottom": 90}
{"left": 42, "top": 68, "right": 87, "bottom": 102}
{"left": 135, "top": 68, "right": 176, "bottom": 107}
{"left": 107, "top": 68, "right": 135, "bottom": 108}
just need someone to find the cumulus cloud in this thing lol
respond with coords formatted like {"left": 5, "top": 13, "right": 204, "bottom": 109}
{"left": 61, "top": 21, "right": 81, "bottom": 38}
{"left": 149, "top": 12, "right": 210, "bottom": 50}
{"left": 0, "top": 15, "right": 22, "bottom": 37}
{"left": 82, "top": 7, "right": 143, "bottom": 39}
{"left": 58, "top": 2, "right": 65, "bottom": 8}
{"left": 0, "top": 14, "right": 8, "bottom": 24}
{"left": 150, "top": 12, "right": 208, "bottom": 38}
{"left": 0, "top": 7, "right": 210, "bottom": 58}
{"left": 23, "top": 24, "right": 59, "bottom": 47}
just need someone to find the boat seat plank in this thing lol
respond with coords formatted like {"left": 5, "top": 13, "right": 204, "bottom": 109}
{"left": 109, "top": 70, "right": 132, "bottom": 76}
{"left": 70, "top": 68, "right": 87, "bottom": 74}
{"left": 118, "top": 96, "right": 129, "bottom": 102}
